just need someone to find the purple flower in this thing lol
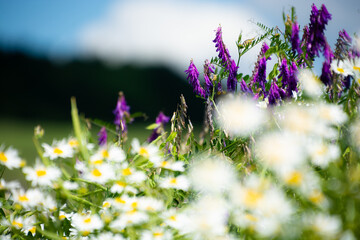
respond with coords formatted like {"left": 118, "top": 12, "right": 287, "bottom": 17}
{"left": 204, "top": 60, "right": 215, "bottom": 97}
{"left": 227, "top": 59, "right": 238, "bottom": 92}
{"left": 288, "top": 62, "right": 298, "bottom": 96}
{"left": 307, "top": 4, "right": 332, "bottom": 58}
{"left": 148, "top": 112, "right": 170, "bottom": 143}
{"left": 320, "top": 43, "right": 333, "bottom": 86}
{"left": 260, "top": 42, "right": 271, "bottom": 60}
{"left": 240, "top": 79, "right": 253, "bottom": 95}
{"left": 268, "top": 80, "right": 282, "bottom": 105}
{"left": 213, "top": 26, "right": 232, "bottom": 68}
{"left": 113, "top": 93, "right": 131, "bottom": 134}
{"left": 97, "top": 127, "right": 107, "bottom": 146}
{"left": 253, "top": 57, "right": 267, "bottom": 91}
{"left": 279, "top": 58, "right": 290, "bottom": 88}
{"left": 185, "top": 60, "right": 206, "bottom": 98}
{"left": 291, "top": 22, "right": 302, "bottom": 55}
{"left": 339, "top": 29, "right": 352, "bottom": 43}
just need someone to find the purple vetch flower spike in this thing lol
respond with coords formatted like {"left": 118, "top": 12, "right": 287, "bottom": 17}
{"left": 97, "top": 127, "right": 107, "bottom": 146}
{"left": 253, "top": 57, "right": 267, "bottom": 92}
{"left": 291, "top": 22, "right": 302, "bottom": 55}
{"left": 339, "top": 29, "right": 352, "bottom": 43}
{"left": 307, "top": 4, "right": 332, "bottom": 58}
{"left": 113, "top": 92, "right": 131, "bottom": 134}
{"left": 227, "top": 59, "right": 238, "bottom": 92}
{"left": 213, "top": 26, "right": 232, "bottom": 69}
{"left": 185, "top": 60, "right": 206, "bottom": 98}
{"left": 279, "top": 58, "right": 290, "bottom": 88}
{"left": 288, "top": 62, "right": 298, "bottom": 96}
{"left": 260, "top": 42, "right": 271, "bottom": 60}
{"left": 204, "top": 60, "right": 214, "bottom": 97}
{"left": 268, "top": 80, "right": 282, "bottom": 105}
{"left": 148, "top": 112, "right": 170, "bottom": 143}
{"left": 320, "top": 43, "right": 334, "bottom": 86}
{"left": 240, "top": 79, "right": 253, "bottom": 95}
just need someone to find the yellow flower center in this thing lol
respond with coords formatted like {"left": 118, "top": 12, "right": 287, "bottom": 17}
{"left": 337, "top": 67, "right": 344, "bottom": 73}
{"left": 53, "top": 148, "right": 63, "bottom": 155}
{"left": 103, "top": 202, "right": 111, "bottom": 208}
{"left": 59, "top": 215, "right": 66, "bottom": 220}
{"left": 244, "top": 213, "right": 258, "bottom": 222}
{"left": 170, "top": 178, "right": 177, "bottom": 185}
{"left": 353, "top": 66, "right": 360, "bottom": 72}
{"left": 161, "top": 161, "right": 169, "bottom": 167}
{"left": 102, "top": 150, "right": 109, "bottom": 158}
{"left": 82, "top": 231, "right": 90, "bottom": 236}
{"left": 116, "top": 181, "right": 127, "bottom": 187}
{"left": 244, "top": 189, "right": 262, "bottom": 207}
{"left": 315, "top": 145, "right": 327, "bottom": 157}
{"left": 29, "top": 226, "right": 36, "bottom": 235}
{"left": 139, "top": 147, "right": 149, "bottom": 158}
{"left": 36, "top": 169, "right": 47, "bottom": 177}
{"left": 115, "top": 197, "right": 126, "bottom": 204}
{"left": 12, "top": 220, "right": 23, "bottom": 228}
{"left": 131, "top": 202, "right": 138, "bottom": 208}
{"left": 122, "top": 168, "right": 132, "bottom": 176}
{"left": 169, "top": 215, "right": 177, "bottom": 221}
{"left": 0, "top": 152, "right": 7, "bottom": 162}
{"left": 83, "top": 217, "right": 92, "bottom": 224}
{"left": 309, "top": 190, "right": 324, "bottom": 204}
{"left": 18, "top": 195, "right": 29, "bottom": 202}
{"left": 153, "top": 232, "right": 163, "bottom": 237}
{"left": 92, "top": 159, "right": 103, "bottom": 165}
{"left": 68, "top": 139, "right": 78, "bottom": 147}
{"left": 91, "top": 169, "right": 102, "bottom": 177}
{"left": 286, "top": 171, "right": 303, "bottom": 186}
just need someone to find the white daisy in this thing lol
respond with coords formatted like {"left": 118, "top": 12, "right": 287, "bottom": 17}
{"left": 23, "top": 163, "right": 61, "bottom": 187}
{"left": 159, "top": 175, "right": 190, "bottom": 191}
{"left": 71, "top": 213, "right": 104, "bottom": 236}
{"left": 0, "top": 146, "right": 23, "bottom": 169}
{"left": 297, "top": 69, "right": 323, "bottom": 97}
{"left": 11, "top": 188, "right": 43, "bottom": 209}
{"left": 307, "top": 140, "right": 340, "bottom": 168}
{"left": 42, "top": 139, "right": 74, "bottom": 160}
{"left": 131, "top": 138, "right": 162, "bottom": 164}
{"left": 216, "top": 94, "right": 267, "bottom": 137}
{"left": 84, "top": 163, "right": 115, "bottom": 184}
{"left": 110, "top": 180, "right": 138, "bottom": 194}
{"left": 331, "top": 59, "right": 353, "bottom": 76}
{"left": 140, "top": 227, "right": 173, "bottom": 240}
{"left": 154, "top": 160, "right": 185, "bottom": 172}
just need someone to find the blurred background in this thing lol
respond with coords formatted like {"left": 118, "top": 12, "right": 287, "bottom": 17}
{"left": 0, "top": 0, "right": 359, "bottom": 166}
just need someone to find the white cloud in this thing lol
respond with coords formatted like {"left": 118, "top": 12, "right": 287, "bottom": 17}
{"left": 78, "top": 0, "right": 270, "bottom": 75}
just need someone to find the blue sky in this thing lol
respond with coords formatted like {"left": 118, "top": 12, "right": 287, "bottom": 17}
{"left": 0, "top": 0, "right": 359, "bottom": 73}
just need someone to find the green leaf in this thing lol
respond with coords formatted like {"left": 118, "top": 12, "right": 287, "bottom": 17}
{"left": 166, "top": 132, "right": 177, "bottom": 142}
{"left": 146, "top": 123, "right": 160, "bottom": 130}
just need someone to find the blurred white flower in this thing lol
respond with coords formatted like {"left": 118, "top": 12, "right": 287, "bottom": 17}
{"left": 331, "top": 59, "right": 353, "bottom": 76}
{"left": 216, "top": 94, "right": 267, "bottom": 137}
{"left": 306, "top": 213, "right": 342, "bottom": 238}
{"left": 84, "top": 163, "right": 115, "bottom": 184}
{"left": 23, "top": 163, "right": 61, "bottom": 187}
{"left": 307, "top": 140, "right": 340, "bottom": 168}
{"left": 131, "top": 138, "right": 162, "bottom": 164}
{"left": 189, "top": 155, "right": 236, "bottom": 194}
{"left": 297, "top": 69, "right": 323, "bottom": 97}
{"left": 140, "top": 227, "right": 173, "bottom": 240}
{"left": 159, "top": 175, "right": 190, "bottom": 191}
{"left": 71, "top": 213, "right": 104, "bottom": 235}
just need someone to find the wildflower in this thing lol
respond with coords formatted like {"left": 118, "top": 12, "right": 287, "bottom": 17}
{"left": 0, "top": 179, "right": 21, "bottom": 190}
{"left": 307, "top": 4, "right": 332, "bottom": 58}
{"left": 153, "top": 160, "right": 185, "bottom": 172}
{"left": 11, "top": 188, "right": 43, "bottom": 209}
{"left": 288, "top": 62, "right": 298, "bottom": 96}
{"left": 240, "top": 79, "right": 253, "bottom": 95}
{"left": 113, "top": 92, "right": 131, "bottom": 134}
{"left": 159, "top": 175, "right": 190, "bottom": 191}
{"left": 306, "top": 214, "right": 342, "bottom": 238}
{"left": 185, "top": 60, "right": 206, "bottom": 98}
{"left": 90, "top": 145, "right": 126, "bottom": 165}
{"left": 23, "top": 162, "right": 61, "bottom": 187}
{"left": 120, "top": 163, "right": 147, "bottom": 183}
{"left": 227, "top": 59, "right": 238, "bottom": 92}
{"left": 298, "top": 69, "right": 323, "bottom": 97}
{"left": 0, "top": 146, "right": 23, "bottom": 169}
{"left": 291, "top": 22, "right": 302, "bottom": 55}
{"left": 213, "top": 26, "right": 232, "bottom": 69}
{"left": 42, "top": 139, "right": 74, "bottom": 160}
{"left": 110, "top": 182, "right": 136, "bottom": 197}
{"left": 203, "top": 59, "right": 215, "bottom": 96}
{"left": 140, "top": 227, "right": 173, "bottom": 240}
{"left": 71, "top": 213, "right": 104, "bottom": 235}
{"left": 63, "top": 181, "right": 79, "bottom": 190}
{"left": 96, "top": 232, "right": 125, "bottom": 240}
{"left": 162, "top": 210, "right": 187, "bottom": 229}
{"left": 84, "top": 163, "right": 115, "bottom": 184}
{"left": 253, "top": 57, "right": 267, "bottom": 91}
{"left": 138, "top": 197, "right": 164, "bottom": 212}
{"left": 131, "top": 138, "right": 161, "bottom": 164}
{"left": 256, "top": 132, "right": 305, "bottom": 171}
{"left": 148, "top": 112, "right": 170, "bottom": 143}
{"left": 97, "top": 127, "right": 107, "bottom": 146}
{"left": 216, "top": 94, "right": 267, "bottom": 137}
{"left": 268, "top": 80, "right": 283, "bottom": 105}
{"left": 189, "top": 155, "right": 235, "bottom": 194}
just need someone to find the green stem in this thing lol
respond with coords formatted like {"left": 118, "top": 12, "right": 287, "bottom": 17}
{"left": 71, "top": 97, "right": 89, "bottom": 161}
{"left": 71, "top": 178, "right": 107, "bottom": 191}
{"left": 33, "top": 136, "right": 50, "bottom": 166}
{"left": 78, "top": 189, "right": 104, "bottom": 197}
{"left": 36, "top": 227, "right": 64, "bottom": 240}
{"left": 61, "top": 187, "right": 100, "bottom": 209}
